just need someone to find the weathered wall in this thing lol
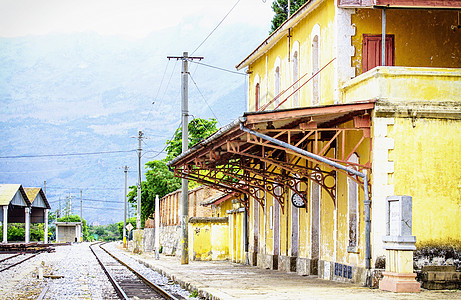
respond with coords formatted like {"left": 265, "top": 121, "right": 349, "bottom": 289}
{"left": 188, "top": 217, "right": 229, "bottom": 261}
{"left": 159, "top": 225, "right": 181, "bottom": 256}
{"left": 247, "top": 0, "right": 336, "bottom": 111}
{"left": 389, "top": 117, "right": 461, "bottom": 246}
{"left": 351, "top": 9, "right": 461, "bottom": 76}
{"left": 56, "top": 226, "right": 76, "bottom": 243}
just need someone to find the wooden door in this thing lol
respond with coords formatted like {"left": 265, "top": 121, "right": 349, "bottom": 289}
{"left": 362, "top": 34, "right": 395, "bottom": 73}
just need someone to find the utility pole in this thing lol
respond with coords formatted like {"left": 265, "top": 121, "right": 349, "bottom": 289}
{"left": 44, "top": 180, "right": 46, "bottom": 195}
{"left": 80, "top": 190, "right": 83, "bottom": 242}
{"left": 155, "top": 194, "right": 160, "bottom": 260}
{"left": 70, "top": 193, "right": 72, "bottom": 216}
{"left": 123, "top": 165, "right": 128, "bottom": 248}
{"left": 137, "top": 130, "right": 144, "bottom": 230}
{"left": 167, "top": 52, "right": 203, "bottom": 264}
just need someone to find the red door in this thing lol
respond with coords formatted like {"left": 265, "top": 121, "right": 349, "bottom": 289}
{"left": 362, "top": 34, "right": 395, "bottom": 73}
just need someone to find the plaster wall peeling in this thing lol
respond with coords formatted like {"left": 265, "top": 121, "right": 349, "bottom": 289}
{"left": 334, "top": 5, "right": 356, "bottom": 104}
{"left": 371, "top": 116, "right": 395, "bottom": 262}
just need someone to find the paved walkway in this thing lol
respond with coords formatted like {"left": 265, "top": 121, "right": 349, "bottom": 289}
{"left": 119, "top": 246, "right": 461, "bottom": 300}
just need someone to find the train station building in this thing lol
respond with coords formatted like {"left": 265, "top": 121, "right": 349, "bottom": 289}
{"left": 167, "top": 0, "right": 461, "bottom": 286}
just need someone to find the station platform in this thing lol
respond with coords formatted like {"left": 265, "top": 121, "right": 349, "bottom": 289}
{"left": 119, "top": 247, "right": 461, "bottom": 300}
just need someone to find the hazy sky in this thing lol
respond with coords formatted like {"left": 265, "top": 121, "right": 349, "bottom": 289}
{"left": 0, "top": 0, "right": 275, "bottom": 223}
{"left": 0, "top": 0, "right": 273, "bottom": 38}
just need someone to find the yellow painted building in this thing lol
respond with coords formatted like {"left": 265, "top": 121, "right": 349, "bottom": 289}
{"left": 168, "top": 0, "right": 461, "bottom": 285}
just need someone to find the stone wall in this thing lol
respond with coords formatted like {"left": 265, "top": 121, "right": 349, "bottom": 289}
{"left": 159, "top": 225, "right": 181, "bottom": 256}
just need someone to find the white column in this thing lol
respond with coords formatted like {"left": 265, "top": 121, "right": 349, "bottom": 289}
{"left": 25, "top": 207, "right": 30, "bottom": 243}
{"left": 2, "top": 206, "right": 8, "bottom": 243}
{"left": 56, "top": 225, "right": 59, "bottom": 242}
{"left": 155, "top": 195, "right": 160, "bottom": 259}
{"left": 76, "top": 225, "right": 81, "bottom": 243}
{"left": 44, "top": 209, "right": 49, "bottom": 244}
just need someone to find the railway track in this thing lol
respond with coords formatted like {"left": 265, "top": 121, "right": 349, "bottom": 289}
{"left": 90, "top": 242, "right": 181, "bottom": 300}
{"left": 0, "top": 252, "right": 38, "bottom": 272}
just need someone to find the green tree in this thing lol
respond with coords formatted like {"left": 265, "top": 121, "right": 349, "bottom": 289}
{"left": 165, "top": 118, "right": 218, "bottom": 161}
{"left": 117, "top": 217, "right": 137, "bottom": 238}
{"left": 128, "top": 118, "right": 218, "bottom": 226}
{"left": 270, "top": 0, "right": 309, "bottom": 33}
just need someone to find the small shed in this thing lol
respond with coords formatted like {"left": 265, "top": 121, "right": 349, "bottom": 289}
{"left": 55, "top": 222, "right": 82, "bottom": 243}
{"left": 24, "top": 188, "right": 51, "bottom": 243}
{"left": 0, "top": 184, "right": 31, "bottom": 243}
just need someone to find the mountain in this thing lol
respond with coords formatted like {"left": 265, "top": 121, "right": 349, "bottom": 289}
{"left": 0, "top": 21, "right": 269, "bottom": 224}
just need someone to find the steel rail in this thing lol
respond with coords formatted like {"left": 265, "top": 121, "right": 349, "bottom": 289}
{"left": 0, "top": 253, "right": 37, "bottom": 272}
{"left": 0, "top": 253, "right": 21, "bottom": 263}
{"left": 98, "top": 243, "right": 179, "bottom": 300}
{"left": 89, "top": 242, "right": 129, "bottom": 300}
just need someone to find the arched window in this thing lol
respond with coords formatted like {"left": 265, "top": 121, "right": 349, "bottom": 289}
{"left": 255, "top": 83, "right": 260, "bottom": 111}
{"left": 293, "top": 50, "right": 299, "bottom": 107}
{"left": 274, "top": 66, "right": 281, "bottom": 108}
{"left": 311, "top": 25, "right": 320, "bottom": 106}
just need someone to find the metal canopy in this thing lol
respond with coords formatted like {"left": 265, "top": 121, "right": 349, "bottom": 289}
{"left": 168, "top": 101, "right": 375, "bottom": 213}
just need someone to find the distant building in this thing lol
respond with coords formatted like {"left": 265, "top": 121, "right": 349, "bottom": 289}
{"left": 55, "top": 222, "right": 82, "bottom": 243}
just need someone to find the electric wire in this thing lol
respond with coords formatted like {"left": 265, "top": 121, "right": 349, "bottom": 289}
{"left": 143, "top": 60, "right": 171, "bottom": 125}
{"left": 49, "top": 198, "right": 123, "bottom": 204}
{"left": 190, "top": 115, "right": 218, "bottom": 136}
{"left": 0, "top": 150, "right": 136, "bottom": 159}
{"left": 189, "top": 60, "right": 246, "bottom": 76}
{"left": 190, "top": 0, "right": 242, "bottom": 56}
{"left": 146, "top": 122, "right": 181, "bottom": 160}
{"left": 188, "top": 73, "right": 222, "bottom": 127}
{"left": 46, "top": 187, "right": 124, "bottom": 191}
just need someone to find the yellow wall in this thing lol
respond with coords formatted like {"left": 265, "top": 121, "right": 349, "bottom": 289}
{"left": 388, "top": 117, "right": 461, "bottom": 246}
{"left": 247, "top": 0, "right": 336, "bottom": 112}
{"left": 188, "top": 220, "right": 229, "bottom": 261}
{"left": 352, "top": 9, "right": 461, "bottom": 76}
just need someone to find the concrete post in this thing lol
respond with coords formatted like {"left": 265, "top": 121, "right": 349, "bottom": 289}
{"left": 78, "top": 224, "right": 82, "bottom": 242}
{"left": 55, "top": 225, "right": 59, "bottom": 242}
{"left": 44, "top": 209, "right": 49, "bottom": 243}
{"left": 379, "top": 195, "right": 420, "bottom": 293}
{"left": 155, "top": 195, "right": 160, "bottom": 260}
{"left": 181, "top": 51, "right": 189, "bottom": 265}
{"left": 2, "top": 206, "right": 8, "bottom": 243}
{"left": 25, "top": 207, "right": 30, "bottom": 243}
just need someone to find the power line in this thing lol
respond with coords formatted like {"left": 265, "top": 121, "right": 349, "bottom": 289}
{"left": 80, "top": 206, "right": 123, "bottom": 211}
{"left": 0, "top": 149, "right": 136, "bottom": 159}
{"left": 190, "top": 0, "right": 242, "bottom": 56}
{"left": 144, "top": 60, "right": 171, "bottom": 126}
{"left": 146, "top": 123, "right": 181, "bottom": 161}
{"left": 49, "top": 198, "right": 123, "bottom": 204}
{"left": 189, "top": 60, "right": 246, "bottom": 76}
{"left": 188, "top": 73, "right": 222, "bottom": 127}
{"left": 47, "top": 187, "right": 124, "bottom": 191}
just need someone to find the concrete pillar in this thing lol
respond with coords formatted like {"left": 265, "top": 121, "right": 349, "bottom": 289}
{"left": 56, "top": 225, "right": 59, "bottom": 242}
{"left": 379, "top": 196, "right": 420, "bottom": 293}
{"left": 25, "top": 207, "right": 30, "bottom": 243}
{"left": 44, "top": 209, "right": 49, "bottom": 244}
{"left": 2, "top": 206, "right": 8, "bottom": 243}
{"left": 76, "top": 224, "right": 81, "bottom": 243}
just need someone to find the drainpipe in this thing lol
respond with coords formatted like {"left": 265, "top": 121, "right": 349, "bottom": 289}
{"left": 382, "top": 9, "right": 386, "bottom": 66}
{"left": 240, "top": 123, "right": 371, "bottom": 270}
